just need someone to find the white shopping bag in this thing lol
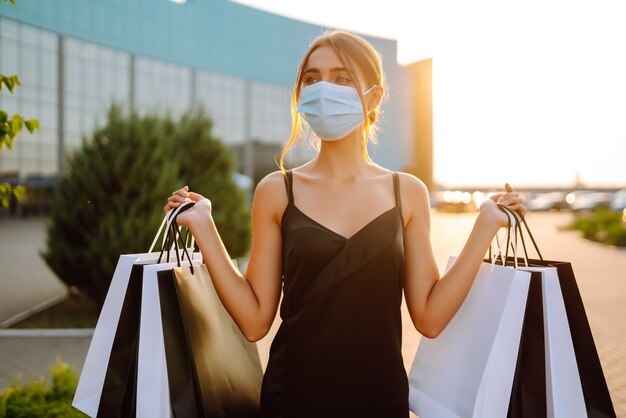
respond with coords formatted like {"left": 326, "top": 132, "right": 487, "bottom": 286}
{"left": 409, "top": 209, "right": 532, "bottom": 418}
{"left": 72, "top": 252, "right": 161, "bottom": 416}
{"left": 409, "top": 257, "right": 532, "bottom": 418}
{"left": 496, "top": 206, "right": 587, "bottom": 417}
{"left": 513, "top": 265, "right": 586, "bottom": 418}
{"left": 72, "top": 203, "right": 198, "bottom": 417}
{"left": 136, "top": 258, "right": 203, "bottom": 418}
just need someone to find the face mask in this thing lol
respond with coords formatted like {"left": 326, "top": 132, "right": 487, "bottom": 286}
{"left": 296, "top": 80, "right": 378, "bottom": 141}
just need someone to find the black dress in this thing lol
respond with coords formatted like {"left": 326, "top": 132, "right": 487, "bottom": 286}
{"left": 258, "top": 169, "right": 409, "bottom": 418}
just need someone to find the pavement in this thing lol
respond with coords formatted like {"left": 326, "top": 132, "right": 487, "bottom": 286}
{"left": 0, "top": 211, "right": 625, "bottom": 416}
{"left": 0, "top": 217, "right": 68, "bottom": 327}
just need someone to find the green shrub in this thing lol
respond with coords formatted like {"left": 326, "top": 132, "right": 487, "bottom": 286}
{"left": 0, "top": 358, "right": 87, "bottom": 418}
{"left": 41, "top": 103, "right": 251, "bottom": 307}
{"left": 568, "top": 208, "right": 626, "bottom": 247}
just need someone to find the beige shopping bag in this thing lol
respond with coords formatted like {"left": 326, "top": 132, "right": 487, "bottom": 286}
{"left": 169, "top": 260, "right": 263, "bottom": 416}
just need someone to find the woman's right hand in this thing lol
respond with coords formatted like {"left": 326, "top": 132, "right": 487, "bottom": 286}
{"left": 163, "top": 186, "right": 212, "bottom": 230}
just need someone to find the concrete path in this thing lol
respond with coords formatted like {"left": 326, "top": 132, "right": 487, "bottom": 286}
{"left": 1, "top": 211, "right": 624, "bottom": 416}
{"left": 0, "top": 217, "right": 68, "bottom": 327}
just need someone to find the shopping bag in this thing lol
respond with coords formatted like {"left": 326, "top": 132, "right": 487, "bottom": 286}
{"left": 497, "top": 208, "right": 616, "bottom": 418}
{"left": 137, "top": 258, "right": 203, "bottom": 417}
{"left": 72, "top": 204, "right": 198, "bottom": 417}
{"left": 408, "top": 207, "right": 532, "bottom": 418}
{"left": 506, "top": 267, "right": 547, "bottom": 418}
{"left": 158, "top": 201, "right": 263, "bottom": 417}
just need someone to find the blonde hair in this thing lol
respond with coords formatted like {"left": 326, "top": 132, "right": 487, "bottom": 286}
{"left": 276, "top": 29, "right": 388, "bottom": 172}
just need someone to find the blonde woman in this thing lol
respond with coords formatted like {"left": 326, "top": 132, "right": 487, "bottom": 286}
{"left": 164, "top": 30, "right": 526, "bottom": 417}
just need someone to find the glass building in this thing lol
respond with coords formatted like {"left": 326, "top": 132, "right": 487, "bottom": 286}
{"left": 0, "top": 0, "right": 414, "bottom": 183}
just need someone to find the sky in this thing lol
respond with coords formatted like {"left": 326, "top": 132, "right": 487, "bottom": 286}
{"left": 233, "top": 0, "right": 625, "bottom": 187}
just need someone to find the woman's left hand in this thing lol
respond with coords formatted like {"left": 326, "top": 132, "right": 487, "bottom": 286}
{"left": 480, "top": 183, "right": 527, "bottom": 229}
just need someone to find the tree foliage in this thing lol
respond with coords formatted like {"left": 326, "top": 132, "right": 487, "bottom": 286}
{"left": 41, "top": 103, "right": 251, "bottom": 307}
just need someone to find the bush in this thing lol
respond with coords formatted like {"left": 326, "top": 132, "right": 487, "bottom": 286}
{"left": 41, "top": 104, "right": 251, "bottom": 307}
{"left": 0, "top": 358, "right": 87, "bottom": 418}
{"left": 566, "top": 208, "right": 626, "bottom": 247}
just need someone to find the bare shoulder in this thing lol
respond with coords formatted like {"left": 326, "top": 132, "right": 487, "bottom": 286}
{"left": 395, "top": 171, "right": 430, "bottom": 225}
{"left": 253, "top": 170, "right": 289, "bottom": 225}
{"left": 396, "top": 171, "right": 428, "bottom": 195}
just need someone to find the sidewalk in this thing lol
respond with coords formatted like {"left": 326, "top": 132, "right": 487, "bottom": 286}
{"left": 0, "top": 217, "right": 68, "bottom": 327}
{"left": 0, "top": 212, "right": 624, "bottom": 415}
{"left": 0, "top": 329, "right": 92, "bottom": 389}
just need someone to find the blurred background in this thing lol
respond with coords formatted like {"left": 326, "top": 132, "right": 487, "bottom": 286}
{"left": 0, "top": 0, "right": 624, "bottom": 416}
{"left": 1, "top": 0, "right": 625, "bottom": 219}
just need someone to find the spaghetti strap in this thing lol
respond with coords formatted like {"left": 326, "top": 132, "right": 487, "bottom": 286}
{"left": 283, "top": 169, "right": 294, "bottom": 204}
{"left": 393, "top": 171, "right": 405, "bottom": 228}
{"left": 392, "top": 171, "right": 401, "bottom": 209}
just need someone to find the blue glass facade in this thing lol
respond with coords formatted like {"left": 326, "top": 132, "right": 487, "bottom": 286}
{"left": 0, "top": 0, "right": 411, "bottom": 177}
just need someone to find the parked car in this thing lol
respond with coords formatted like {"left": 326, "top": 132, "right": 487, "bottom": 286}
{"left": 565, "top": 190, "right": 595, "bottom": 207}
{"left": 610, "top": 188, "right": 626, "bottom": 211}
{"left": 436, "top": 190, "right": 473, "bottom": 212}
{"left": 526, "top": 191, "right": 569, "bottom": 211}
{"left": 569, "top": 191, "right": 614, "bottom": 212}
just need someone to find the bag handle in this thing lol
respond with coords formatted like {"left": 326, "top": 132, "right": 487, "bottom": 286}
{"left": 488, "top": 204, "right": 534, "bottom": 268}
{"left": 170, "top": 200, "right": 196, "bottom": 257}
{"left": 499, "top": 205, "right": 528, "bottom": 268}
{"left": 507, "top": 206, "right": 529, "bottom": 267}
{"left": 158, "top": 201, "right": 196, "bottom": 274}
{"left": 489, "top": 204, "right": 520, "bottom": 268}
{"left": 148, "top": 198, "right": 195, "bottom": 254}
{"left": 488, "top": 203, "right": 514, "bottom": 265}
{"left": 171, "top": 203, "right": 196, "bottom": 274}
{"left": 490, "top": 205, "right": 544, "bottom": 268}
{"left": 499, "top": 205, "right": 543, "bottom": 262}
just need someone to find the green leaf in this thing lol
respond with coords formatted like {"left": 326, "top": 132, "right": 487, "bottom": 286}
{"left": 0, "top": 110, "right": 7, "bottom": 122}
{"left": 24, "top": 118, "right": 40, "bottom": 133}
{"left": 0, "top": 183, "right": 8, "bottom": 208}
{"left": 12, "top": 185, "right": 25, "bottom": 200}
{"left": 3, "top": 76, "right": 15, "bottom": 93}
{"left": 10, "top": 118, "right": 23, "bottom": 135}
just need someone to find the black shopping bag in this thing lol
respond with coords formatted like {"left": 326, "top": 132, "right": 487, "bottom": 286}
{"left": 97, "top": 263, "right": 143, "bottom": 418}
{"left": 493, "top": 206, "right": 616, "bottom": 418}
{"left": 159, "top": 202, "right": 263, "bottom": 417}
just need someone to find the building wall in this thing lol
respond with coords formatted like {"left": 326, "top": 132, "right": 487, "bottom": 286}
{"left": 0, "top": 0, "right": 411, "bottom": 179}
{"left": 404, "top": 59, "right": 434, "bottom": 191}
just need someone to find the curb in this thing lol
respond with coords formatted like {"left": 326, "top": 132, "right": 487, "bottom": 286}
{"left": 0, "top": 328, "right": 94, "bottom": 338}
{"left": 0, "top": 291, "right": 69, "bottom": 329}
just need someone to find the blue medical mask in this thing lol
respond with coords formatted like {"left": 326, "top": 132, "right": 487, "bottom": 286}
{"left": 296, "top": 80, "right": 378, "bottom": 141}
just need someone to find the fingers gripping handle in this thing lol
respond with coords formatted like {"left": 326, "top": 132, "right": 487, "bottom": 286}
{"left": 149, "top": 198, "right": 195, "bottom": 254}
{"left": 158, "top": 201, "right": 197, "bottom": 274}
{"left": 489, "top": 205, "right": 526, "bottom": 268}
{"left": 488, "top": 205, "right": 544, "bottom": 268}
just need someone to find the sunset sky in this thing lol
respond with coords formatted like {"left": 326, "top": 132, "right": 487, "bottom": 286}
{"left": 233, "top": 0, "right": 625, "bottom": 187}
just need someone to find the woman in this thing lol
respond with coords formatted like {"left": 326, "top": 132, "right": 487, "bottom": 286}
{"left": 164, "top": 30, "right": 526, "bottom": 417}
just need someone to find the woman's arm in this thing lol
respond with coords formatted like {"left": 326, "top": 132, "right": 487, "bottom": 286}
{"left": 399, "top": 173, "right": 523, "bottom": 338}
{"left": 167, "top": 172, "right": 286, "bottom": 342}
